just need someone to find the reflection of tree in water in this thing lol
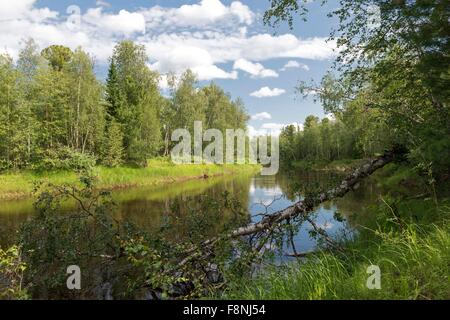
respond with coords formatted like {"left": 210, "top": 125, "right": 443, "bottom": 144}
{"left": 115, "top": 175, "right": 252, "bottom": 239}
{"left": 265, "top": 170, "right": 346, "bottom": 201}
{"left": 333, "top": 179, "right": 381, "bottom": 228}
{"left": 252, "top": 171, "right": 384, "bottom": 232}
{"left": 0, "top": 213, "right": 29, "bottom": 248}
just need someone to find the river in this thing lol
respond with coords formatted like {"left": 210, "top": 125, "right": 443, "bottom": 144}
{"left": 0, "top": 170, "right": 381, "bottom": 255}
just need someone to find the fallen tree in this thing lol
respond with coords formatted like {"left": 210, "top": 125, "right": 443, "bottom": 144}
{"left": 182, "top": 146, "right": 405, "bottom": 265}
{"left": 17, "top": 147, "right": 404, "bottom": 299}
{"left": 230, "top": 148, "right": 399, "bottom": 238}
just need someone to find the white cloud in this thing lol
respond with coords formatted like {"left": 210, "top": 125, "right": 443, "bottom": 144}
{"left": 251, "top": 112, "right": 272, "bottom": 121}
{"left": 96, "top": 0, "right": 111, "bottom": 7}
{"left": 233, "top": 59, "right": 278, "bottom": 78}
{"left": 280, "top": 60, "right": 310, "bottom": 71}
{"left": 141, "top": 0, "right": 254, "bottom": 30}
{"left": 0, "top": 0, "right": 336, "bottom": 82}
{"left": 83, "top": 8, "right": 146, "bottom": 36}
{"left": 229, "top": 1, "right": 254, "bottom": 25}
{"left": 0, "top": 0, "right": 58, "bottom": 23}
{"left": 149, "top": 45, "right": 237, "bottom": 81}
{"left": 0, "top": 0, "right": 37, "bottom": 19}
{"left": 191, "top": 65, "right": 238, "bottom": 81}
{"left": 250, "top": 87, "right": 286, "bottom": 98}
{"left": 248, "top": 122, "right": 302, "bottom": 137}
{"left": 142, "top": 31, "right": 334, "bottom": 81}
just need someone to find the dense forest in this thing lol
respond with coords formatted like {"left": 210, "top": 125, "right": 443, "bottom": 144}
{"left": 276, "top": 0, "right": 450, "bottom": 179}
{"left": 0, "top": 40, "right": 248, "bottom": 171}
{"left": 279, "top": 109, "right": 391, "bottom": 166}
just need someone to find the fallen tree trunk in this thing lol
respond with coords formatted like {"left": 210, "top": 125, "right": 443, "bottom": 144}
{"left": 179, "top": 148, "right": 404, "bottom": 269}
{"left": 173, "top": 148, "right": 404, "bottom": 295}
{"left": 229, "top": 149, "right": 397, "bottom": 238}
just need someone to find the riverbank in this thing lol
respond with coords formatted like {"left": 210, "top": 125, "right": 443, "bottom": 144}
{"left": 290, "top": 158, "right": 367, "bottom": 172}
{"left": 222, "top": 164, "right": 450, "bottom": 300}
{"left": 0, "top": 159, "right": 261, "bottom": 201}
{"left": 225, "top": 214, "right": 450, "bottom": 299}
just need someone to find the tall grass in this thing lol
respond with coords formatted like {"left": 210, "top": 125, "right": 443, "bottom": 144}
{"left": 0, "top": 159, "right": 260, "bottom": 200}
{"left": 222, "top": 198, "right": 450, "bottom": 300}
{"left": 224, "top": 222, "right": 450, "bottom": 300}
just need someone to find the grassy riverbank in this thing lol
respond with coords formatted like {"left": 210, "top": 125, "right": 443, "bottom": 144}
{"left": 290, "top": 158, "right": 367, "bottom": 172}
{"left": 0, "top": 159, "right": 260, "bottom": 200}
{"left": 225, "top": 218, "right": 450, "bottom": 299}
{"left": 222, "top": 165, "right": 450, "bottom": 300}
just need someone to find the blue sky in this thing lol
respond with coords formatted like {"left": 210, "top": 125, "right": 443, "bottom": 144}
{"left": 1, "top": 0, "right": 339, "bottom": 134}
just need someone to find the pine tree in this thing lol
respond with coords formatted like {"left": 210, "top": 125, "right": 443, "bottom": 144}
{"left": 105, "top": 58, "right": 123, "bottom": 120}
{"left": 109, "top": 41, "right": 162, "bottom": 166}
{"left": 101, "top": 120, "right": 124, "bottom": 167}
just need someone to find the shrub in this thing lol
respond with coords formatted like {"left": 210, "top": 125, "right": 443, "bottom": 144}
{"left": 32, "top": 147, "right": 97, "bottom": 171}
{"left": 0, "top": 246, "right": 28, "bottom": 300}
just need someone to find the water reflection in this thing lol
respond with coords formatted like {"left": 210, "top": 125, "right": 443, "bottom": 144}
{"left": 0, "top": 171, "right": 381, "bottom": 253}
{"left": 249, "top": 174, "right": 355, "bottom": 255}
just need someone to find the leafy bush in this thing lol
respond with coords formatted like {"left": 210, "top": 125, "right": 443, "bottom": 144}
{"left": 0, "top": 246, "right": 28, "bottom": 300}
{"left": 33, "top": 147, "right": 97, "bottom": 171}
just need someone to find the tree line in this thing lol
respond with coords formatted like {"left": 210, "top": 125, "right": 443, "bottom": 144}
{"left": 0, "top": 40, "right": 248, "bottom": 171}
{"left": 275, "top": 0, "right": 449, "bottom": 176}
{"left": 279, "top": 102, "right": 393, "bottom": 166}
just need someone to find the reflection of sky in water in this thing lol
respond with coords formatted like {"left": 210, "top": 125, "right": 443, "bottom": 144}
{"left": 0, "top": 172, "right": 360, "bottom": 254}
{"left": 248, "top": 176, "right": 353, "bottom": 257}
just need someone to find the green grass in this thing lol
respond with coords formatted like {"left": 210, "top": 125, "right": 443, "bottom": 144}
{"left": 222, "top": 186, "right": 450, "bottom": 300}
{"left": 291, "top": 158, "right": 366, "bottom": 172}
{"left": 223, "top": 217, "right": 450, "bottom": 300}
{"left": 0, "top": 159, "right": 260, "bottom": 200}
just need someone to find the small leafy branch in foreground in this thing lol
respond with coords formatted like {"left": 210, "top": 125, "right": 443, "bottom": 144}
{"left": 4, "top": 173, "right": 255, "bottom": 299}
{"left": 0, "top": 246, "right": 28, "bottom": 300}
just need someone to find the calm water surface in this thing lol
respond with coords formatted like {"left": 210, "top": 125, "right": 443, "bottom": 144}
{"left": 0, "top": 171, "right": 381, "bottom": 254}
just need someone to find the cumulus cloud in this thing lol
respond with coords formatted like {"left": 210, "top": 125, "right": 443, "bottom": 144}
{"left": 143, "top": 31, "right": 334, "bottom": 81}
{"left": 141, "top": 0, "right": 254, "bottom": 30}
{"left": 233, "top": 59, "right": 278, "bottom": 78}
{"left": 248, "top": 122, "right": 303, "bottom": 137}
{"left": 191, "top": 65, "right": 238, "bottom": 81}
{"left": 0, "top": 0, "right": 58, "bottom": 28}
{"left": 0, "top": 0, "right": 336, "bottom": 82}
{"left": 251, "top": 112, "right": 272, "bottom": 121}
{"left": 250, "top": 87, "right": 286, "bottom": 98}
{"left": 280, "top": 60, "right": 310, "bottom": 71}
{"left": 83, "top": 8, "right": 146, "bottom": 36}
{"left": 149, "top": 45, "right": 237, "bottom": 81}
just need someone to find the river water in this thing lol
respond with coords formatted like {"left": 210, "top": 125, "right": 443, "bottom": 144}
{"left": 0, "top": 170, "right": 380, "bottom": 255}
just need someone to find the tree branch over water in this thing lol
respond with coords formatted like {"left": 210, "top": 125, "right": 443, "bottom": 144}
{"left": 201, "top": 146, "right": 406, "bottom": 250}
{"left": 177, "top": 148, "right": 405, "bottom": 273}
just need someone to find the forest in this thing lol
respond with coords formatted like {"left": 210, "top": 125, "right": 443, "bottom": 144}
{"left": 0, "top": 40, "right": 248, "bottom": 171}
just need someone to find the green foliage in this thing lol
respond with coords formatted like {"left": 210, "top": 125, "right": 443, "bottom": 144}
{"left": 101, "top": 120, "right": 124, "bottom": 167}
{"left": 162, "top": 72, "right": 248, "bottom": 154}
{"left": 12, "top": 174, "right": 253, "bottom": 299}
{"left": 32, "top": 147, "right": 97, "bottom": 172}
{"left": 217, "top": 0, "right": 450, "bottom": 301}
{"left": 271, "top": 0, "right": 449, "bottom": 177}
{"left": 0, "top": 54, "right": 31, "bottom": 170}
{"left": 223, "top": 199, "right": 450, "bottom": 300}
{"left": 41, "top": 45, "right": 73, "bottom": 71}
{"left": 106, "top": 41, "right": 162, "bottom": 166}
{"left": 0, "top": 39, "right": 249, "bottom": 172}
{"left": 19, "top": 175, "right": 122, "bottom": 298}
{"left": 0, "top": 246, "right": 29, "bottom": 300}
{"left": 279, "top": 108, "right": 389, "bottom": 167}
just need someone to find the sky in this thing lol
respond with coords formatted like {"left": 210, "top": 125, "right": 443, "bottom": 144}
{"left": 0, "top": 0, "right": 340, "bottom": 135}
